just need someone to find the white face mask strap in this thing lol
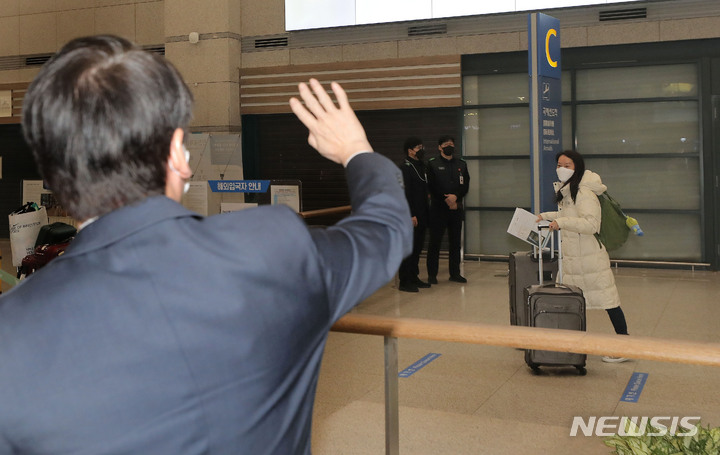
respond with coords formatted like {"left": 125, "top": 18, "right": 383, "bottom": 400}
{"left": 169, "top": 145, "right": 191, "bottom": 194}
{"left": 169, "top": 145, "right": 190, "bottom": 175}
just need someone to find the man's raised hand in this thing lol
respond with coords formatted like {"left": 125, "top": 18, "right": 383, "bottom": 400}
{"left": 289, "top": 79, "right": 372, "bottom": 166}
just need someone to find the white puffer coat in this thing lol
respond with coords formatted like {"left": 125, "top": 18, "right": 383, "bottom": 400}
{"left": 539, "top": 170, "right": 621, "bottom": 310}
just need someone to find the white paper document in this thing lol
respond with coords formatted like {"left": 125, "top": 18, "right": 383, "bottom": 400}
{"left": 271, "top": 185, "right": 300, "bottom": 213}
{"left": 220, "top": 202, "right": 257, "bottom": 213}
{"left": 507, "top": 208, "right": 550, "bottom": 248}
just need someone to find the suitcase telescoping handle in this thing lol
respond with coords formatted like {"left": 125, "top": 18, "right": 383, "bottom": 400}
{"left": 535, "top": 225, "right": 552, "bottom": 285}
{"left": 557, "top": 228, "right": 563, "bottom": 283}
{"left": 536, "top": 225, "right": 562, "bottom": 285}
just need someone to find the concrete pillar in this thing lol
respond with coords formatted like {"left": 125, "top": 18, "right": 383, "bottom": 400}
{"left": 164, "top": 0, "right": 242, "bottom": 133}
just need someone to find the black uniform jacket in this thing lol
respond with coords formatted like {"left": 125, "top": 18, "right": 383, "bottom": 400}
{"left": 400, "top": 157, "right": 429, "bottom": 221}
{"left": 427, "top": 154, "right": 470, "bottom": 209}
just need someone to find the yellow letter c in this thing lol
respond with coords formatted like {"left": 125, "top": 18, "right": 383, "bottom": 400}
{"left": 545, "top": 28, "right": 558, "bottom": 68}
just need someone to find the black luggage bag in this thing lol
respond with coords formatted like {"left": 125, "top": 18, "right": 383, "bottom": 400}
{"left": 523, "top": 226, "right": 587, "bottom": 375}
{"left": 19, "top": 242, "right": 71, "bottom": 277}
{"left": 16, "top": 222, "right": 77, "bottom": 279}
{"left": 509, "top": 250, "right": 558, "bottom": 326}
{"left": 34, "top": 222, "right": 76, "bottom": 247}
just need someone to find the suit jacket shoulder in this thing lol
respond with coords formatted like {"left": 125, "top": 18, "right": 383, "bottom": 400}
{"left": 0, "top": 153, "right": 411, "bottom": 455}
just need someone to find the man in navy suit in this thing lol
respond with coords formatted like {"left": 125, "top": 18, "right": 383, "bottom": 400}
{"left": 0, "top": 35, "right": 411, "bottom": 454}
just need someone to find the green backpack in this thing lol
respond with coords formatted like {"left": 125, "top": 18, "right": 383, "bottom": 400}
{"left": 594, "top": 192, "right": 630, "bottom": 251}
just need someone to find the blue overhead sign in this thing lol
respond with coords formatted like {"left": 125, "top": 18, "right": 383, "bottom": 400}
{"left": 529, "top": 13, "right": 562, "bottom": 213}
{"left": 208, "top": 180, "right": 270, "bottom": 193}
{"left": 530, "top": 13, "right": 561, "bottom": 78}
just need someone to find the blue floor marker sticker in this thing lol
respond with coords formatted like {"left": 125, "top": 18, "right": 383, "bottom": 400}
{"left": 399, "top": 353, "right": 441, "bottom": 378}
{"left": 621, "top": 372, "right": 648, "bottom": 402}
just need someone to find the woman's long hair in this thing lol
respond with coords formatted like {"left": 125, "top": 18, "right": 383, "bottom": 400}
{"left": 555, "top": 150, "right": 585, "bottom": 204}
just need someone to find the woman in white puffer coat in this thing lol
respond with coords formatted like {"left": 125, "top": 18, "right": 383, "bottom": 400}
{"left": 537, "top": 150, "right": 630, "bottom": 363}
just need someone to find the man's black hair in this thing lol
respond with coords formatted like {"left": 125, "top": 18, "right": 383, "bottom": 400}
{"left": 438, "top": 135, "right": 455, "bottom": 146}
{"left": 403, "top": 137, "right": 423, "bottom": 155}
{"left": 22, "top": 35, "right": 194, "bottom": 221}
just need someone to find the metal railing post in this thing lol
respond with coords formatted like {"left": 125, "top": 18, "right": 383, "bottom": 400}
{"left": 384, "top": 335, "right": 399, "bottom": 455}
{"left": 330, "top": 314, "right": 720, "bottom": 454}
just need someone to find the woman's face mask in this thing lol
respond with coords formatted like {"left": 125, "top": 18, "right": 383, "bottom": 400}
{"left": 556, "top": 166, "right": 575, "bottom": 183}
{"left": 556, "top": 154, "right": 575, "bottom": 183}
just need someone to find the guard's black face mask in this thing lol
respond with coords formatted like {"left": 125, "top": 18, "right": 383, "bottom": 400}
{"left": 442, "top": 145, "right": 455, "bottom": 156}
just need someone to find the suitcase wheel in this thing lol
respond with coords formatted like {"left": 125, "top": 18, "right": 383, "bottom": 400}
{"left": 576, "top": 366, "right": 587, "bottom": 376}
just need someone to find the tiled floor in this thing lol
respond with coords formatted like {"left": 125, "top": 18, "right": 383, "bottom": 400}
{"left": 311, "top": 260, "right": 720, "bottom": 454}
{"left": 2, "top": 240, "right": 718, "bottom": 454}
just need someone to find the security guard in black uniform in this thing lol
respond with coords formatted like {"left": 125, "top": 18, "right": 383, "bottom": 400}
{"left": 397, "top": 137, "right": 431, "bottom": 292}
{"left": 426, "top": 135, "right": 470, "bottom": 284}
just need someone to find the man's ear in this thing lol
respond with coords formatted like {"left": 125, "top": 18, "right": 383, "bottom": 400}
{"left": 168, "top": 128, "right": 191, "bottom": 178}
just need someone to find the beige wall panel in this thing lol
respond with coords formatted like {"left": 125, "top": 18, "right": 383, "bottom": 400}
{"left": 342, "top": 41, "right": 398, "bottom": 62}
{"left": 518, "top": 30, "right": 528, "bottom": 51}
{"left": 241, "top": 96, "right": 461, "bottom": 114}
{"left": 165, "top": 0, "right": 240, "bottom": 37}
{"left": 660, "top": 17, "right": 720, "bottom": 42}
{"left": 587, "top": 21, "right": 660, "bottom": 46}
{"left": 241, "top": 49, "right": 290, "bottom": 68}
{"left": 398, "top": 36, "right": 458, "bottom": 58}
{"left": 0, "top": 68, "right": 41, "bottom": 84}
{"left": 19, "top": 0, "right": 55, "bottom": 15}
{"left": 96, "top": 0, "right": 138, "bottom": 7}
{"left": 241, "top": 0, "right": 285, "bottom": 36}
{"left": 0, "top": 16, "right": 20, "bottom": 56}
{"left": 241, "top": 76, "right": 458, "bottom": 95}
{"left": 561, "top": 27, "right": 588, "bottom": 48}
{"left": 0, "top": 0, "right": 20, "bottom": 17}
{"left": 228, "top": 0, "right": 242, "bottom": 35}
{"left": 242, "top": 65, "right": 459, "bottom": 83}
{"left": 166, "top": 39, "right": 239, "bottom": 84}
{"left": 190, "top": 81, "right": 240, "bottom": 128}
{"left": 56, "top": 0, "right": 95, "bottom": 10}
{"left": 188, "top": 83, "right": 209, "bottom": 126}
{"left": 58, "top": 9, "right": 95, "bottom": 46}
{"left": 239, "top": 56, "right": 460, "bottom": 114}
{"left": 136, "top": 1, "right": 164, "bottom": 45}
{"left": 95, "top": 4, "right": 136, "bottom": 40}
{"left": 165, "top": 0, "right": 200, "bottom": 36}
{"left": 249, "top": 87, "right": 460, "bottom": 105}
{"left": 456, "top": 32, "right": 522, "bottom": 55}
{"left": 164, "top": 41, "right": 185, "bottom": 73}
{"left": 19, "top": 13, "right": 57, "bottom": 54}
{"left": 240, "top": 55, "right": 460, "bottom": 75}
{"left": 227, "top": 37, "right": 242, "bottom": 81}
{"left": 225, "top": 82, "right": 241, "bottom": 127}
{"left": 290, "top": 46, "right": 343, "bottom": 65}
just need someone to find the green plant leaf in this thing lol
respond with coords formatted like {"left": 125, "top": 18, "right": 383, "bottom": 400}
{"left": 603, "top": 419, "right": 720, "bottom": 455}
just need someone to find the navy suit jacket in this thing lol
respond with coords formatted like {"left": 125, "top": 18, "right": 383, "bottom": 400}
{"left": 0, "top": 153, "right": 411, "bottom": 455}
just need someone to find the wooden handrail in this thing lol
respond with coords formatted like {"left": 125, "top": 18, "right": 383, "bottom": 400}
{"left": 332, "top": 314, "right": 720, "bottom": 367}
{"left": 299, "top": 205, "right": 352, "bottom": 219}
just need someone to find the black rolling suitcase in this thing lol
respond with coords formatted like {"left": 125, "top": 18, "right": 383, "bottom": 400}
{"left": 509, "top": 250, "right": 558, "bottom": 326}
{"left": 523, "top": 227, "right": 587, "bottom": 375}
{"left": 34, "top": 222, "right": 76, "bottom": 247}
